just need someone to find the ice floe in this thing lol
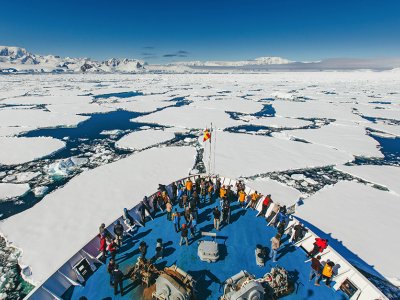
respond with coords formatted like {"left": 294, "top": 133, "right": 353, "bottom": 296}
{"left": 134, "top": 105, "right": 244, "bottom": 129}
{"left": 282, "top": 123, "right": 383, "bottom": 158}
{"left": 335, "top": 165, "right": 400, "bottom": 195}
{"left": 203, "top": 131, "right": 353, "bottom": 177}
{"left": 115, "top": 129, "right": 175, "bottom": 151}
{"left": 0, "top": 183, "right": 30, "bottom": 201}
{"left": 0, "top": 137, "right": 65, "bottom": 166}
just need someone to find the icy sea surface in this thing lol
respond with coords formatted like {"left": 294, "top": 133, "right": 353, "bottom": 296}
{"left": 0, "top": 72, "right": 399, "bottom": 299}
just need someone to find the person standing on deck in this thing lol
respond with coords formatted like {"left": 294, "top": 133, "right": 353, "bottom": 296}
{"left": 172, "top": 208, "right": 181, "bottom": 232}
{"left": 222, "top": 199, "right": 231, "bottom": 224}
{"left": 166, "top": 200, "right": 173, "bottom": 221}
{"left": 249, "top": 191, "right": 260, "bottom": 209}
{"left": 238, "top": 190, "right": 247, "bottom": 208}
{"left": 291, "top": 222, "right": 307, "bottom": 243}
{"left": 310, "top": 255, "right": 322, "bottom": 284}
{"left": 200, "top": 179, "right": 207, "bottom": 203}
{"left": 140, "top": 204, "right": 146, "bottom": 227}
{"left": 189, "top": 213, "right": 197, "bottom": 237}
{"left": 207, "top": 181, "right": 214, "bottom": 202}
{"left": 113, "top": 220, "right": 124, "bottom": 247}
{"left": 269, "top": 233, "right": 281, "bottom": 262}
{"left": 99, "top": 233, "right": 107, "bottom": 262}
{"left": 316, "top": 261, "right": 335, "bottom": 287}
{"left": 259, "top": 194, "right": 272, "bottom": 217}
{"left": 219, "top": 185, "right": 227, "bottom": 201}
{"left": 107, "top": 258, "right": 116, "bottom": 286}
{"left": 139, "top": 241, "right": 148, "bottom": 259}
{"left": 172, "top": 182, "right": 178, "bottom": 203}
{"left": 213, "top": 206, "right": 221, "bottom": 231}
{"left": 185, "top": 178, "right": 193, "bottom": 198}
{"left": 113, "top": 264, "right": 124, "bottom": 296}
{"left": 308, "top": 238, "right": 329, "bottom": 258}
{"left": 179, "top": 223, "right": 189, "bottom": 246}
{"left": 177, "top": 187, "right": 185, "bottom": 207}
{"left": 107, "top": 239, "right": 118, "bottom": 260}
{"left": 267, "top": 204, "right": 280, "bottom": 224}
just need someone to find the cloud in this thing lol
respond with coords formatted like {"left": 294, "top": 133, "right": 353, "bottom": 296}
{"left": 163, "top": 50, "right": 189, "bottom": 58}
{"left": 141, "top": 52, "right": 155, "bottom": 56}
{"left": 143, "top": 46, "right": 155, "bottom": 49}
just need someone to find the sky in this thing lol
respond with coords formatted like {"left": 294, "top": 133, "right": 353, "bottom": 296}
{"left": 1, "top": 0, "right": 399, "bottom": 63}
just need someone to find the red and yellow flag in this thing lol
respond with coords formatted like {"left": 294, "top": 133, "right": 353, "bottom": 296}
{"left": 203, "top": 128, "right": 211, "bottom": 142}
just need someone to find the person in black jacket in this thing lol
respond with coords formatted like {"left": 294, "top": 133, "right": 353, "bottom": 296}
{"left": 172, "top": 182, "right": 178, "bottom": 203}
{"left": 213, "top": 206, "right": 221, "bottom": 231}
{"left": 179, "top": 223, "right": 189, "bottom": 246}
{"left": 113, "top": 264, "right": 124, "bottom": 295}
{"left": 139, "top": 241, "right": 148, "bottom": 259}
{"left": 107, "top": 258, "right": 115, "bottom": 286}
{"left": 113, "top": 220, "right": 124, "bottom": 246}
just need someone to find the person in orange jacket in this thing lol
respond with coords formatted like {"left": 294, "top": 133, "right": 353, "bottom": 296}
{"left": 249, "top": 191, "right": 260, "bottom": 209}
{"left": 185, "top": 179, "right": 193, "bottom": 198}
{"left": 238, "top": 190, "right": 247, "bottom": 208}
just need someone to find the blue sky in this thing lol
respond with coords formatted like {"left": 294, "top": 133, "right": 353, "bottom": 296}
{"left": 1, "top": 0, "right": 399, "bottom": 63}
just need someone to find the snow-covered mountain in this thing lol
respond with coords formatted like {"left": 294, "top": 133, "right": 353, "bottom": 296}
{"left": 0, "top": 46, "right": 145, "bottom": 74}
{"left": 171, "top": 56, "right": 293, "bottom": 67}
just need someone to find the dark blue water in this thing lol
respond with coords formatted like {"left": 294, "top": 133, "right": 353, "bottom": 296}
{"left": 253, "top": 104, "right": 276, "bottom": 117}
{"left": 352, "top": 135, "right": 400, "bottom": 166}
{"left": 0, "top": 111, "right": 161, "bottom": 220}
{"left": 368, "top": 101, "right": 392, "bottom": 105}
{"left": 373, "top": 135, "right": 400, "bottom": 162}
{"left": 93, "top": 91, "right": 143, "bottom": 99}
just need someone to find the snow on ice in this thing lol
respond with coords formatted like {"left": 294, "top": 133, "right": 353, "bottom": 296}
{"left": 335, "top": 165, "right": 400, "bottom": 195}
{"left": 0, "top": 183, "right": 30, "bottom": 202}
{"left": 0, "top": 137, "right": 65, "bottom": 165}
{"left": 115, "top": 129, "right": 175, "bottom": 151}
{"left": 281, "top": 123, "right": 383, "bottom": 158}
{"left": 203, "top": 131, "right": 353, "bottom": 177}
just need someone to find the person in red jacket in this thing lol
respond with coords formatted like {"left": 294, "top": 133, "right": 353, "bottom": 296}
{"left": 308, "top": 238, "right": 328, "bottom": 258}
{"left": 99, "top": 234, "right": 107, "bottom": 262}
{"left": 107, "top": 240, "right": 118, "bottom": 260}
{"left": 258, "top": 194, "right": 272, "bottom": 217}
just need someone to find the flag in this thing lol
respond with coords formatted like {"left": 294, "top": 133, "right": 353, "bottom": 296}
{"left": 203, "top": 128, "right": 211, "bottom": 142}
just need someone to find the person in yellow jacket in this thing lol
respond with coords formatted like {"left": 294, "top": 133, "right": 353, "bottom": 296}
{"left": 249, "top": 191, "right": 260, "bottom": 209}
{"left": 185, "top": 179, "right": 193, "bottom": 198}
{"left": 316, "top": 261, "right": 335, "bottom": 287}
{"left": 219, "top": 185, "right": 227, "bottom": 200}
{"left": 238, "top": 190, "right": 246, "bottom": 208}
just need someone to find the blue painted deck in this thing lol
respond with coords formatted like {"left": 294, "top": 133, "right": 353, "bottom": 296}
{"left": 67, "top": 198, "right": 348, "bottom": 300}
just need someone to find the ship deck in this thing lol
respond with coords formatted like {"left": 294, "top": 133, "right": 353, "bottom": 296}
{"left": 65, "top": 196, "right": 348, "bottom": 300}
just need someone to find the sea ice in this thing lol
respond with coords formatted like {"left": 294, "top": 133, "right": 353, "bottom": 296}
{"left": 282, "top": 123, "right": 383, "bottom": 158}
{"left": 47, "top": 157, "right": 89, "bottom": 177}
{"left": 335, "top": 165, "right": 400, "bottom": 195}
{"left": 203, "top": 131, "right": 353, "bottom": 177}
{"left": 0, "top": 183, "right": 30, "bottom": 201}
{"left": 134, "top": 105, "right": 244, "bottom": 129}
{"left": 115, "top": 129, "right": 175, "bottom": 151}
{"left": 0, "top": 137, "right": 65, "bottom": 166}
